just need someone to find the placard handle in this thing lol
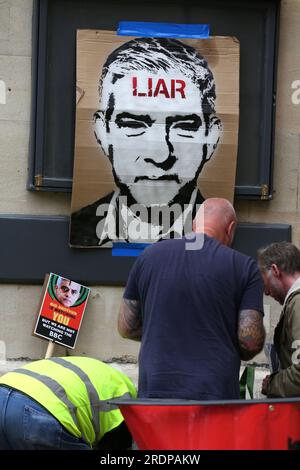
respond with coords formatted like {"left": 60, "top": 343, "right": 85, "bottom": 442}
{"left": 45, "top": 341, "right": 55, "bottom": 359}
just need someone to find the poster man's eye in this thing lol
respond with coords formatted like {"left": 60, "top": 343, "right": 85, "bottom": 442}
{"left": 117, "top": 119, "right": 147, "bottom": 137}
{"left": 118, "top": 119, "right": 147, "bottom": 130}
{"left": 167, "top": 114, "right": 203, "bottom": 138}
{"left": 115, "top": 113, "right": 155, "bottom": 137}
{"left": 172, "top": 120, "right": 201, "bottom": 137}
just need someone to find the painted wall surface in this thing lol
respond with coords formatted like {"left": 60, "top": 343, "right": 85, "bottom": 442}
{"left": 0, "top": 0, "right": 299, "bottom": 379}
{"left": 0, "top": 0, "right": 70, "bottom": 215}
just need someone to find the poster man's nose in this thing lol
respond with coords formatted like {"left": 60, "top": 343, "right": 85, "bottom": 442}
{"left": 144, "top": 153, "right": 176, "bottom": 171}
{"left": 143, "top": 127, "right": 176, "bottom": 170}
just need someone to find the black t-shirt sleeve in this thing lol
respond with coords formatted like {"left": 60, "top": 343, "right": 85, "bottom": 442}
{"left": 123, "top": 257, "right": 141, "bottom": 301}
{"left": 239, "top": 259, "right": 264, "bottom": 315}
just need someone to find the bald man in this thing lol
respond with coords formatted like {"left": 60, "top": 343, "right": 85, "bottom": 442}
{"left": 118, "top": 198, "right": 265, "bottom": 400}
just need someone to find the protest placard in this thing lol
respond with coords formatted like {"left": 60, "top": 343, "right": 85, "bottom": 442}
{"left": 34, "top": 273, "right": 90, "bottom": 352}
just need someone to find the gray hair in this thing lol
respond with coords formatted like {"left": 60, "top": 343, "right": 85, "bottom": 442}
{"left": 56, "top": 276, "right": 70, "bottom": 288}
{"left": 100, "top": 37, "right": 217, "bottom": 118}
{"left": 258, "top": 242, "right": 300, "bottom": 274}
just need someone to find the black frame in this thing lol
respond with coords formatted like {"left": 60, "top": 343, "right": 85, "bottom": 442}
{"left": 0, "top": 215, "right": 291, "bottom": 284}
{"left": 29, "top": 0, "right": 73, "bottom": 191}
{"left": 28, "top": 0, "right": 280, "bottom": 199}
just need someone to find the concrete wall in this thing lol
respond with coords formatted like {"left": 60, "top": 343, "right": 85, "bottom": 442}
{"left": 0, "top": 0, "right": 299, "bottom": 382}
{"left": 0, "top": 0, "right": 139, "bottom": 366}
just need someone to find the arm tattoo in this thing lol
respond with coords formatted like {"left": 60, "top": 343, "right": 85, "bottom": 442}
{"left": 118, "top": 299, "right": 142, "bottom": 340}
{"left": 238, "top": 309, "right": 265, "bottom": 361}
{"left": 123, "top": 299, "right": 142, "bottom": 330}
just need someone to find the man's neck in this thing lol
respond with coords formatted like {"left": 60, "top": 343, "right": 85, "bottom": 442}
{"left": 282, "top": 273, "right": 300, "bottom": 307}
{"left": 284, "top": 272, "right": 300, "bottom": 294}
{"left": 116, "top": 179, "right": 201, "bottom": 212}
{"left": 99, "top": 187, "right": 200, "bottom": 243}
{"left": 202, "top": 227, "right": 228, "bottom": 246}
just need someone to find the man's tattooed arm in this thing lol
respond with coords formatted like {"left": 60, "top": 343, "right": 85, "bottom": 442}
{"left": 238, "top": 309, "right": 265, "bottom": 360}
{"left": 118, "top": 298, "right": 142, "bottom": 341}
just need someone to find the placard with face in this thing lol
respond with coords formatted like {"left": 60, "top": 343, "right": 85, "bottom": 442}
{"left": 70, "top": 31, "right": 239, "bottom": 247}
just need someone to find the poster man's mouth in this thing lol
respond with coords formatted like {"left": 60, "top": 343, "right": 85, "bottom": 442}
{"left": 134, "top": 175, "right": 180, "bottom": 184}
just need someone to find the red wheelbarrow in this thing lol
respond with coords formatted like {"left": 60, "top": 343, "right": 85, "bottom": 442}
{"left": 111, "top": 398, "right": 300, "bottom": 450}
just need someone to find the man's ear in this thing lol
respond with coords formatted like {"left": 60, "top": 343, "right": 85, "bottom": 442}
{"left": 205, "top": 115, "right": 223, "bottom": 162}
{"left": 94, "top": 110, "right": 109, "bottom": 155}
{"left": 271, "top": 263, "right": 281, "bottom": 279}
{"left": 226, "top": 219, "right": 236, "bottom": 246}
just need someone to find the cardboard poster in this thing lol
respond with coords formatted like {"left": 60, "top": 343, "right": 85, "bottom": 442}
{"left": 34, "top": 273, "right": 90, "bottom": 349}
{"left": 70, "top": 30, "right": 240, "bottom": 248}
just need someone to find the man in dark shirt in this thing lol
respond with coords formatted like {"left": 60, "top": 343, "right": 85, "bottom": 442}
{"left": 118, "top": 198, "right": 265, "bottom": 400}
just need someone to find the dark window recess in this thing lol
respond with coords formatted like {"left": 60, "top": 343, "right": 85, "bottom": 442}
{"left": 29, "top": 0, "right": 280, "bottom": 200}
{"left": 0, "top": 215, "right": 291, "bottom": 284}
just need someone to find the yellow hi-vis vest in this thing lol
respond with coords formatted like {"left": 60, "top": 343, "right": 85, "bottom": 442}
{"left": 0, "top": 356, "right": 136, "bottom": 448}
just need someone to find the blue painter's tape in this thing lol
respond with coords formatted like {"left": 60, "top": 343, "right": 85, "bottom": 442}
{"left": 117, "top": 21, "right": 210, "bottom": 39}
{"left": 112, "top": 242, "right": 151, "bottom": 257}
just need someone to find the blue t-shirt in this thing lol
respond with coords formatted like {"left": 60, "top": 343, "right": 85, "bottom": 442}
{"left": 124, "top": 235, "right": 264, "bottom": 400}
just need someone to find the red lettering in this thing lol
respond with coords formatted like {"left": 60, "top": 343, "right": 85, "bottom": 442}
{"left": 132, "top": 76, "right": 147, "bottom": 96}
{"left": 132, "top": 76, "right": 137, "bottom": 96}
{"left": 171, "top": 79, "right": 175, "bottom": 98}
{"left": 175, "top": 79, "right": 186, "bottom": 99}
{"left": 154, "top": 78, "right": 170, "bottom": 98}
{"left": 132, "top": 77, "right": 186, "bottom": 98}
{"left": 148, "top": 77, "right": 153, "bottom": 97}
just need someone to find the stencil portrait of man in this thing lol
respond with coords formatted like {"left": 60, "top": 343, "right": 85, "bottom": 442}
{"left": 70, "top": 34, "right": 238, "bottom": 248}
